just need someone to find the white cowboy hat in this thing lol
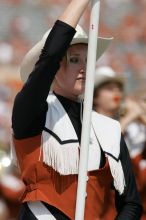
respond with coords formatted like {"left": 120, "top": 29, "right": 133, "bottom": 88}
{"left": 94, "top": 66, "right": 124, "bottom": 89}
{"left": 20, "top": 25, "right": 113, "bottom": 83}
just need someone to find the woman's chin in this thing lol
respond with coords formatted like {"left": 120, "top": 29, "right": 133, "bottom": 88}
{"left": 75, "top": 85, "right": 85, "bottom": 94}
{"left": 74, "top": 89, "right": 84, "bottom": 97}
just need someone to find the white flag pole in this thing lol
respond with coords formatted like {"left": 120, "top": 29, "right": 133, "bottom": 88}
{"left": 75, "top": 1, "right": 101, "bottom": 220}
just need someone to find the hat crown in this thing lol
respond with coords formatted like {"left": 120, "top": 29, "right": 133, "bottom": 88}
{"left": 74, "top": 25, "right": 88, "bottom": 39}
{"left": 95, "top": 66, "right": 117, "bottom": 78}
{"left": 42, "top": 25, "right": 88, "bottom": 42}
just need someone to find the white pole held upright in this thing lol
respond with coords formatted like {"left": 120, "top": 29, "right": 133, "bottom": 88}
{"left": 75, "top": 1, "right": 101, "bottom": 220}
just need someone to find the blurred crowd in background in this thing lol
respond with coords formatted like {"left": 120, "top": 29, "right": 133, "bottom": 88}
{"left": 0, "top": 0, "right": 146, "bottom": 219}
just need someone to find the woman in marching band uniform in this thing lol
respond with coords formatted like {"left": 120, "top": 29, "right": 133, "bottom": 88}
{"left": 12, "top": 0, "right": 142, "bottom": 219}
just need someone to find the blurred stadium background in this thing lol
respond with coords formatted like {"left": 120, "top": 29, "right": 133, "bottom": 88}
{"left": 0, "top": 0, "right": 146, "bottom": 219}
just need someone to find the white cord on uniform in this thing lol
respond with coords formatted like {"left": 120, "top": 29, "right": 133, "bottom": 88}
{"left": 27, "top": 201, "right": 56, "bottom": 220}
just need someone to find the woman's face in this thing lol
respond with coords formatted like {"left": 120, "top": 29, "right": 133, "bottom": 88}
{"left": 54, "top": 44, "right": 87, "bottom": 100}
{"left": 94, "top": 82, "right": 123, "bottom": 112}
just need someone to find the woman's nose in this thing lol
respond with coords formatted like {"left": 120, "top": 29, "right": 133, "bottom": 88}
{"left": 80, "top": 64, "right": 86, "bottom": 73}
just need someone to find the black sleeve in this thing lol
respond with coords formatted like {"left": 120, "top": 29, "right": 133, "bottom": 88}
{"left": 114, "top": 134, "right": 143, "bottom": 220}
{"left": 12, "top": 20, "right": 76, "bottom": 139}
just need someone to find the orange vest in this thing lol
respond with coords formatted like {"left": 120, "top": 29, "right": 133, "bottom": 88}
{"left": 13, "top": 134, "right": 114, "bottom": 220}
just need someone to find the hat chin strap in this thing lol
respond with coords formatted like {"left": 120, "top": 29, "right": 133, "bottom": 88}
{"left": 77, "top": 93, "right": 84, "bottom": 102}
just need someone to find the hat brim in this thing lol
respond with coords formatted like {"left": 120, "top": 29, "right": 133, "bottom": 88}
{"left": 71, "top": 37, "right": 113, "bottom": 60}
{"left": 20, "top": 36, "right": 113, "bottom": 83}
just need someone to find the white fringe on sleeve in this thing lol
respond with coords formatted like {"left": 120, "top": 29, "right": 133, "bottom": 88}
{"left": 107, "top": 155, "right": 126, "bottom": 195}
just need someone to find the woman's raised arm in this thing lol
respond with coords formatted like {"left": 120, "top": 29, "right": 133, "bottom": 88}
{"left": 12, "top": 0, "right": 91, "bottom": 139}
{"left": 59, "top": 0, "right": 91, "bottom": 28}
